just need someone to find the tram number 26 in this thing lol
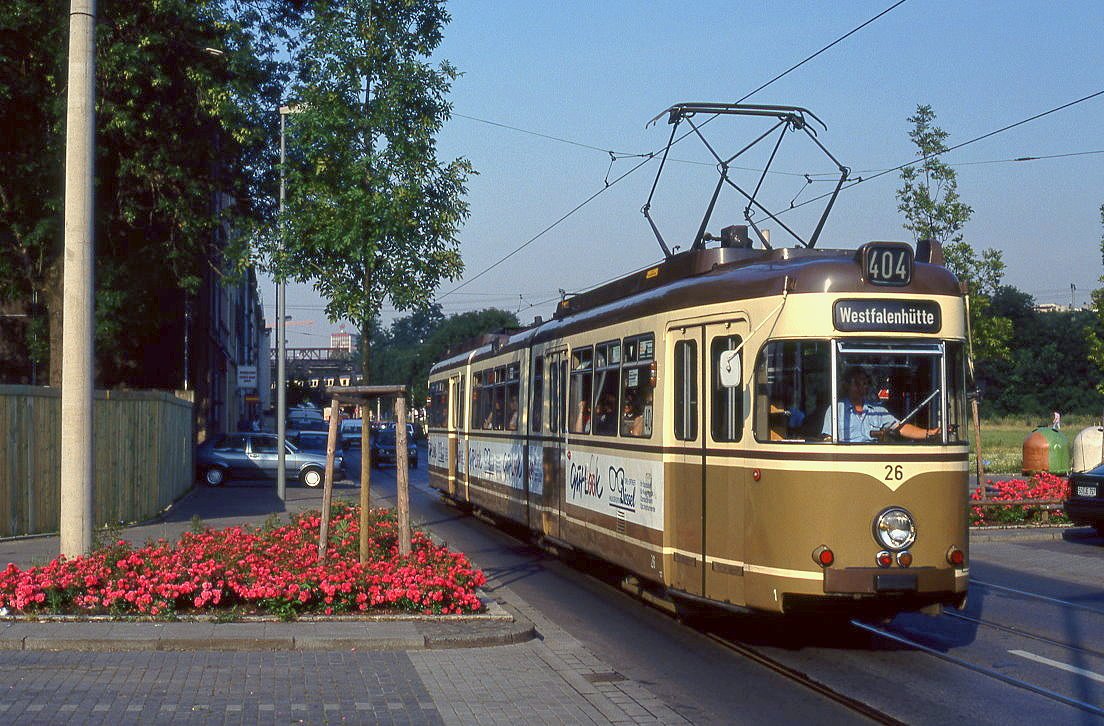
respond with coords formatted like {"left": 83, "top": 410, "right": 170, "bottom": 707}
{"left": 883, "top": 464, "right": 904, "bottom": 481}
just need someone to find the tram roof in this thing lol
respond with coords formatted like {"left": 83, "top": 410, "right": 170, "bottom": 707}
{"left": 430, "top": 242, "right": 961, "bottom": 373}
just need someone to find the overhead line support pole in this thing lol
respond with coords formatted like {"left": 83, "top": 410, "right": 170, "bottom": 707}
{"left": 60, "top": 0, "right": 96, "bottom": 557}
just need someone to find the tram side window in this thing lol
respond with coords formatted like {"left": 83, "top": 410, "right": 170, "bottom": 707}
{"left": 753, "top": 341, "right": 829, "bottom": 443}
{"left": 674, "top": 340, "right": 697, "bottom": 441}
{"left": 505, "top": 363, "right": 520, "bottom": 431}
{"left": 428, "top": 381, "right": 447, "bottom": 428}
{"left": 454, "top": 377, "right": 465, "bottom": 430}
{"left": 711, "top": 336, "right": 743, "bottom": 442}
{"left": 569, "top": 347, "right": 593, "bottom": 434}
{"left": 531, "top": 358, "right": 543, "bottom": 433}
{"left": 547, "top": 357, "right": 567, "bottom": 434}
{"left": 621, "top": 334, "right": 655, "bottom": 438}
{"left": 592, "top": 341, "right": 621, "bottom": 436}
{"left": 946, "top": 342, "right": 968, "bottom": 444}
{"left": 472, "top": 371, "right": 492, "bottom": 430}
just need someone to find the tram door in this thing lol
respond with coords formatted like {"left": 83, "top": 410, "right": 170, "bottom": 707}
{"left": 667, "top": 325, "right": 705, "bottom": 595}
{"left": 540, "top": 349, "right": 568, "bottom": 540}
{"left": 666, "top": 319, "right": 749, "bottom": 603}
{"left": 448, "top": 373, "right": 464, "bottom": 498}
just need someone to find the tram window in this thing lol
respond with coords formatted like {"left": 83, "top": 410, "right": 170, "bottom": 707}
{"left": 548, "top": 358, "right": 567, "bottom": 434}
{"left": 428, "top": 381, "right": 447, "bottom": 428}
{"left": 621, "top": 334, "right": 655, "bottom": 438}
{"left": 946, "top": 342, "right": 968, "bottom": 444}
{"left": 454, "top": 376, "right": 465, "bottom": 429}
{"left": 753, "top": 341, "right": 829, "bottom": 442}
{"left": 674, "top": 340, "right": 697, "bottom": 441}
{"left": 711, "top": 336, "right": 743, "bottom": 442}
{"left": 505, "top": 363, "right": 520, "bottom": 431}
{"left": 593, "top": 341, "right": 621, "bottom": 436}
{"left": 827, "top": 341, "right": 946, "bottom": 444}
{"left": 569, "top": 347, "right": 593, "bottom": 434}
{"left": 470, "top": 372, "right": 483, "bottom": 429}
{"left": 531, "top": 358, "right": 543, "bottom": 433}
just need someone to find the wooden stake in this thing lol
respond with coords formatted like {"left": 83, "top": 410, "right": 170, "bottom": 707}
{"left": 318, "top": 397, "right": 341, "bottom": 560}
{"left": 395, "top": 396, "right": 412, "bottom": 556}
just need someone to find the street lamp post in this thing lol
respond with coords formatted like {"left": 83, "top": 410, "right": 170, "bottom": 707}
{"left": 277, "top": 103, "right": 303, "bottom": 502}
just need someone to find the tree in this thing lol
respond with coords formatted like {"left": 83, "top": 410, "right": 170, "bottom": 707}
{"left": 274, "top": 1, "right": 470, "bottom": 333}
{"left": 0, "top": 1, "right": 295, "bottom": 385}
{"left": 1087, "top": 204, "right": 1104, "bottom": 396}
{"left": 896, "top": 104, "right": 1012, "bottom": 362}
{"left": 369, "top": 306, "right": 518, "bottom": 403}
{"left": 269, "top": 0, "right": 471, "bottom": 518}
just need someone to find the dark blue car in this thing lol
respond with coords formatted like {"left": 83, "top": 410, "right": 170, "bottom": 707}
{"left": 196, "top": 432, "right": 345, "bottom": 488}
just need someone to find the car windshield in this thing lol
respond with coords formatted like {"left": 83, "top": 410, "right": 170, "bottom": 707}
{"left": 376, "top": 430, "right": 396, "bottom": 446}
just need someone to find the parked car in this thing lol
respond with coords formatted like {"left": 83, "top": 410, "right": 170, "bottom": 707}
{"left": 339, "top": 418, "right": 364, "bottom": 449}
{"left": 1066, "top": 463, "right": 1104, "bottom": 534}
{"left": 292, "top": 430, "right": 344, "bottom": 461}
{"left": 196, "top": 432, "right": 344, "bottom": 488}
{"left": 370, "top": 427, "right": 418, "bottom": 469}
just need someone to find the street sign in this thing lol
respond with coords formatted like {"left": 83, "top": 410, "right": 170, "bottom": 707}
{"left": 237, "top": 365, "right": 258, "bottom": 389}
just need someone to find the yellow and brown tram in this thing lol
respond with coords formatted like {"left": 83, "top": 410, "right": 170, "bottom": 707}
{"left": 428, "top": 238, "right": 969, "bottom": 617}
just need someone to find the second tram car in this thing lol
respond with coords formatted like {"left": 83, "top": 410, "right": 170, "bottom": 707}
{"left": 428, "top": 239, "right": 970, "bottom": 617}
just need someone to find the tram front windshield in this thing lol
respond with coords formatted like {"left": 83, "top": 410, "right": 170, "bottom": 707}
{"left": 753, "top": 339, "right": 967, "bottom": 445}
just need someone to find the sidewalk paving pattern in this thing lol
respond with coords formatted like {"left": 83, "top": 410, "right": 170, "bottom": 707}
{"left": 0, "top": 481, "right": 691, "bottom": 724}
{"left": 0, "top": 478, "right": 1091, "bottom": 724}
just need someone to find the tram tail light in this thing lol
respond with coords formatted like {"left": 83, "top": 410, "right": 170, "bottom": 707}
{"left": 649, "top": 360, "right": 657, "bottom": 388}
{"left": 812, "top": 545, "right": 834, "bottom": 567}
{"left": 876, "top": 551, "right": 893, "bottom": 568}
{"left": 946, "top": 545, "right": 965, "bottom": 567}
{"left": 895, "top": 550, "right": 913, "bottom": 568}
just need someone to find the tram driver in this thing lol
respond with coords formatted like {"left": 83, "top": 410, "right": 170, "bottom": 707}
{"left": 822, "top": 366, "right": 939, "bottom": 443}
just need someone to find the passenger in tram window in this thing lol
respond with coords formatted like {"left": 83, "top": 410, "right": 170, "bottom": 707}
{"left": 822, "top": 367, "right": 939, "bottom": 443}
{"left": 506, "top": 396, "right": 519, "bottom": 431}
{"left": 484, "top": 398, "right": 503, "bottom": 430}
{"left": 573, "top": 399, "right": 591, "bottom": 434}
{"left": 593, "top": 392, "right": 617, "bottom": 435}
{"left": 621, "top": 396, "right": 645, "bottom": 437}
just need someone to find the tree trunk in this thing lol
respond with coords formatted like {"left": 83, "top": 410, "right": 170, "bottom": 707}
{"left": 358, "top": 287, "right": 373, "bottom": 564}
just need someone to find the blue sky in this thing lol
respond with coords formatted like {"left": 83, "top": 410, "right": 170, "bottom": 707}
{"left": 271, "top": 0, "right": 1104, "bottom": 346}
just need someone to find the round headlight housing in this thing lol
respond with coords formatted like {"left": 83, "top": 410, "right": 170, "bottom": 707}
{"left": 873, "top": 507, "right": 916, "bottom": 551}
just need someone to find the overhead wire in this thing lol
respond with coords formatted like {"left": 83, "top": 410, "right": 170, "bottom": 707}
{"left": 782, "top": 88, "right": 1104, "bottom": 214}
{"left": 439, "top": 0, "right": 912, "bottom": 300}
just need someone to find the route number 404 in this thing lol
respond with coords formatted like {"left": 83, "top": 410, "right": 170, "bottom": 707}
{"left": 884, "top": 464, "right": 904, "bottom": 481}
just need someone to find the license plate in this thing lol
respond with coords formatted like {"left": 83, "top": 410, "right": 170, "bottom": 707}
{"left": 1077, "top": 485, "right": 1098, "bottom": 498}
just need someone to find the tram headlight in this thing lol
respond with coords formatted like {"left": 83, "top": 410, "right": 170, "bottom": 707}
{"left": 872, "top": 507, "right": 916, "bottom": 551}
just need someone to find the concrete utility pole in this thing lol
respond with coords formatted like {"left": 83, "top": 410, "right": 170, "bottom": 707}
{"left": 59, "top": 0, "right": 96, "bottom": 557}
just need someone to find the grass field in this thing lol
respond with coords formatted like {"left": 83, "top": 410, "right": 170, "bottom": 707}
{"left": 972, "top": 415, "right": 1101, "bottom": 475}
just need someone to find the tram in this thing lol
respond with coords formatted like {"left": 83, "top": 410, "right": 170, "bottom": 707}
{"left": 426, "top": 104, "right": 969, "bottom": 617}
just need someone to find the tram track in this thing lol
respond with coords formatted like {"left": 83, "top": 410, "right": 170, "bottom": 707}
{"left": 851, "top": 619, "right": 1104, "bottom": 719}
{"left": 940, "top": 609, "right": 1104, "bottom": 661}
{"left": 971, "top": 578, "right": 1104, "bottom": 616}
{"left": 701, "top": 630, "right": 906, "bottom": 725}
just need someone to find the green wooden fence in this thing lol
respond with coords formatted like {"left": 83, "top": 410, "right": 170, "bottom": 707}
{"left": 0, "top": 385, "right": 194, "bottom": 538}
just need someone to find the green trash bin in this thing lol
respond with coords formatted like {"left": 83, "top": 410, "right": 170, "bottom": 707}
{"left": 1022, "top": 426, "right": 1070, "bottom": 475}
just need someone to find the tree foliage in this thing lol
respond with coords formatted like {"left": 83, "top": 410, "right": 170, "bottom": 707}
{"left": 895, "top": 104, "right": 1011, "bottom": 362}
{"left": 1086, "top": 203, "right": 1104, "bottom": 395}
{"left": 369, "top": 306, "right": 518, "bottom": 402}
{"left": 978, "top": 287, "right": 1103, "bottom": 417}
{"left": 0, "top": 0, "right": 296, "bottom": 385}
{"left": 269, "top": 0, "right": 471, "bottom": 337}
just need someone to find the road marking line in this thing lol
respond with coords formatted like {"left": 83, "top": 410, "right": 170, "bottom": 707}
{"left": 1010, "top": 649, "right": 1104, "bottom": 683}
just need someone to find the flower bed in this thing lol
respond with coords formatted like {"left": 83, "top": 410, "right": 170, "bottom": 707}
{"left": 0, "top": 502, "right": 486, "bottom": 618}
{"left": 970, "top": 472, "right": 1070, "bottom": 526}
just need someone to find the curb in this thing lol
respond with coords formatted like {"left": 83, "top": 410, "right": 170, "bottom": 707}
{"left": 0, "top": 591, "right": 538, "bottom": 653}
{"left": 969, "top": 525, "right": 1097, "bottom": 543}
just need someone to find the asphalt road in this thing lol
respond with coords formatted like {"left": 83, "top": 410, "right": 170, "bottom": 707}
{"left": 370, "top": 447, "right": 1104, "bottom": 725}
